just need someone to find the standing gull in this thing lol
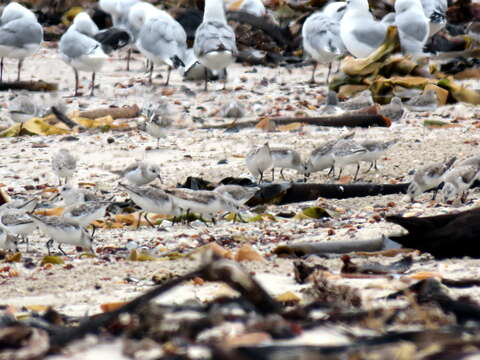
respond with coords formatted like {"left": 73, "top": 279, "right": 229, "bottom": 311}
{"left": 395, "top": 0, "right": 429, "bottom": 57}
{"left": 302, "top": 11, "right": 346, "bottom": 84}
{"left": 59, "top": 12, "right": 109, "bottom": 96}
{"left": 194, "top": 0, "right": 238, "bottom": 90}
{"left": 0, "top": 2, "right": 43, "bottom": 82}
{"left": 340, "top": 0, "right": 387, "bottom": 58}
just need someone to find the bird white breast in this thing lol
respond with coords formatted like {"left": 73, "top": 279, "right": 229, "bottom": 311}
{"left": 199, "top": 51, "right": 234, "bottom": 71}
{"left": 0, "top": 43, "right": 39, "bottom": 59}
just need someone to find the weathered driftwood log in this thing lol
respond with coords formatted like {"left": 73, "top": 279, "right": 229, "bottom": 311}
{"left": 78, "top": 104, "right": 141, "bottom": 119}
{"left": 0, "top": 81, "right": 58, "bottom": 92}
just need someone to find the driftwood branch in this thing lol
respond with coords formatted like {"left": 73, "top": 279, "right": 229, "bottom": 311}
{"left": 0, "top": 81, "right": 58, "bottom": 92}
{"left": 202, "top": 114, "right": 391, "bottom": 130}
{"left": 78, "top": 104, "right": 141, "bottom": 119}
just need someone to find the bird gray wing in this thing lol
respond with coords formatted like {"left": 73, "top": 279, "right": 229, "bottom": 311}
{"left": 397, "top": 16, "right": 428, "bottom": 42}
{"left": 60, "top": 29, "right": 101, "bottom": 59}
{"left": 194, "top": 21, "right": 237, "bottom": 58}
{"left": 139, "top": 17, "right": 186, "bottom": 61}
{"left": 0, "top": 18, "right": 43, "bottom": 47}
{"left": 351, "top": 25, "right": 386, "bottom": 48}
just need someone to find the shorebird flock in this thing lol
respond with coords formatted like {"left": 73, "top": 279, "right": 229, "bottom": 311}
{"left": 0, "top": 0, "right": 477, "bottom": 256}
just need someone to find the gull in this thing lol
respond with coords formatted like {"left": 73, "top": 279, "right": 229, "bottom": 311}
{"left": 406, "top": 157, "right": 456, "bottom": 202}
{"left": 227, "top": 0, "right": 266, "bottom": 17}
{"left": 302, "top": 11, "right": 346, "bottom": 84}
{"left": 128, "top": 2, "right": 186, "bottom": 86}
{"left": 270, "top": 148, "right": 305, "bottom": 181}
{"left": 59, "top": 12, "right": 109, "bottom": 96}
{"left": 52, "top": 148, "right": 77, "bottom": 185}
{"left": 194, "top": 0, "right": 238, "bottom": 91}
{"left": 420, "top": 0, "right": 447, "bottom": 37}
{"left": 111, "top": 161, "right": 162, "bottom": 186}
{"left": 0, "top": 2, "right": 43, "bottom": 82}
{"left": 323, "top": 2, "right": 347, "bottom": 22}
{"left": 395, "top": 0, "right": 429, "bottom": 57}
{"left": 246, "top": 142, "right": 273, "bottom": 183}
{"left": 440, "top": 166, "right": 479, "bottom": 205}
{"left": 28, "top": 214, "right": 94, "bottom": 255}
{"left": 99, "top": 0, "right": 139, "bottom": 70}
{"left": 340, "top": 0, "right": 387, "bottom": 58}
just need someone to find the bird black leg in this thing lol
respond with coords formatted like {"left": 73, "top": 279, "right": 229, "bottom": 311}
{"left": 271, "top": 168, "right": 275, "bottom": 182}
{"left": 280, "top": 168, "right": 286, "bottom": 181}
{"left": 432, "top": 189, "right": 438, "bottom": 201}
{"left": 336, "top": 168, "right": 343, "bottom": 180}
{"left": 89, "top": 72, "right": 96, "bottom": 96}
{"left": 74, "top": 69, "right": 79, "bottom": 97}
{"left": 148, "top": 62, "right": 154, "bottom": 85}
{"left": 157, "top": 138, "right": 160, "bottom": 149}
{"left": 310, "top": 62, "right": 317, "bottom": 84}
{"left": 204, "top": 67, "right": 208, "bottom": 91}
{"left": 136, "top": 211, "right": 143, "bottom": 229}
{"left": 17, "top": 59, "right": 23, "bottom": 82}
{"left": 325, "top": 62, "right": 332, "bottom": 86}
{"left": 353, "top": 164, "right": 360, "bottom": 181}
{"left": 144, "top": 213, "right": 155, "bottom": 227}
{"left": 0, "top": 57, "right": 3, "bottom": 82}
{"left": 327, "top": 165, "right": 335, "bottom": 177}
{"left": 374, "top": 160, "right": 378, "bottom": 171}
{"left": 364, "top": 162, "right": 374, "bottom": 173}
{"left": 58, "top": 244, "right": 66, "bottom": 256}
{"left": 165, "top": 66, "right": 171, "bottom": 86}
{"left": 126, "top": 48, "right": 131, "bottom": 71}
{"left": 46, "top": 239, "right": 53, "bottom": 255}
{"left": 223, "top": 68, "right": 227, "bottom": 90}
{"left": 259, "top": 171, "right": 264, "bottom": 183}
{"left": 91, "top": 224, "right": 97, "bottom": 238}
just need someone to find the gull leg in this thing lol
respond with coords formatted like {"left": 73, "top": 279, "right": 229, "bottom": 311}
{"left": 89, "top": 72, "right": 96, "bottom": 96}
{"left": 126, "top": 48, "right": 131, "bottom": 71}
{"left": 17, "top": 59, "right": 23, "bottom": 82}
{"left": 310, "top": 62, "right": 317, "bottom": 84}
{"left": 325, "top": 62, "right": 332, "bottom": 86}
{"left": 353, "top": 163, "right": 360, "bottom": 181}
{"left": 223, "top": 68, "right": 227, "bottom": 90}
{"left": 259, "top": 170, "right": 264, "bottom": 183}
{"left": 0, "top": 57, "right": 3, "bottom": 82}
{"left": 74, "top": 68, "right": 79, "bottom": 97}
{"left": 204, "top": 67, "right": 208, "bottom": 91}
{"left": 165, "top": 66, "right": 171, "bottom": 86}
{"left": 46, "top": 239, "right": 53, "bottom": 255}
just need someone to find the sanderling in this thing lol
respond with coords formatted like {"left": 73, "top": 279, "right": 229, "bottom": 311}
{"left": 340, "top": 90, "right": 374, "bottom": 111}
{"left": 420, "top": 0, "right": 447, "bottom": 37}
{"left": 28, "top": 214, "right": 93, "bottom": 255}
{"left": 340, "top": 0, "right": 387, "bottom": 58}
{"left": 140, "top": 98, "right": 173, "bottom": 148}
{"left": 440, "top": 165, "right": 479, "bottom": 204}
{"left": 52, "top": 148, "right": 77, "bottom": 185}
{"left": 0, "top": 226, "right": 17, "bottom": 251}
{"left": 302, "top": 11, "right": 345, "bottom": 84}
{"left": 304, "top": 132, "right": 355, "bottom": 179}
{"left": 379, "top": 97, "right": 404, "bottom": 121}
{"left": 99, "top": 0, "right": 139, "bottom": 70}
{"left": 0, "top": 211, "right": 36, "bottom": 251}
{"left": 406, "top": 156, "right": 456, "bottom": 201}
{"left": 8, "top": 93, "right": 40, "bottom": 130}
{"left": 214, "top": 184, "right": 259, "bottom": 206}
{"left": 246, "top": 142, "right": 273, "bottom": 183}
{"left": 395, "top": 0, "right": 429, "bottom": 57}
{"left": 404, "top": 89, "right": 438, "bottom": 112}
{"left": 0, "top": 197, "right": 38, "bottom": 213}
{"left": 54, "top": 184, "right": 98, "bottom": 206}
{"left": 270, "top": 148, "right": 305, "bottom": 181}
{"left": 458, "top": 155, "right": 480, "bottom": 172}
{"left": 129, "top": 3, "right": 187, "bottom": 85}
{"left": 193, "top": 0, "right": 238, "bottom": 90}
{"left": 0, "top": 2, "right": 43, "bottom": 82}
{"left": 59, "top": 12, "right": 109, "bottom": 96}
{"left": 111, "top": 161, "right": 162, "bottom": 186}
{"left": 359, "top": 139, "right": 398, "bottom": 172}
{"left": 119, "top": 183, "right": 179, "bottom": 226}
{"left": 63, "top": 201, "right": 111, "bottom": 228}
{"left": 331, "top": 139, "right": 367, "bottom": 181}
{"left": 165, "top": 188, "right": 241, "bottom": 221}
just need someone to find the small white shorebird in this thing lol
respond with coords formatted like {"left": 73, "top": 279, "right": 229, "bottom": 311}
{"left": 340, "top": 0, "right": 387, "bottom": 58}
{"left": 214, "top": 184, "right": 259, "bottom": 206}
{"left": 194, "top": 0, "right": 238, "bottom": 90}
{"left": 63, "top": 201, "right": 111, "bottom": 228}
{"left": 406, "top": 157, "right": 456, "bottom": 202}
{"left": 0, "top": 2, "right": 43, "bottom": 82}
{"left": 359, "top": 139, "right": 398, "bottom": 172}
{"left": 54, "top": 184, "right": 98, "bottom": 206}
{"left": 165, "top": 188, "right": 241, "bottom": 221}
{"left": 395, "top": 0, "right": 429, "bottom": 57}
{"left": 99, "top": 0, "right": 139, "bottom": 70}
{"left": 119, "top": 183, "right": 180, "bottom": 226}
{"left": 140, "top": 98, "right": 174, "bottom": 148}
{"left": 8, "top": 93, "right": 40, "bottom": 131}
{"left": 440, "top": 166, "right": 479, "bottom": 205}
{"left": 379, "top": 97, "right": 404, "bottom": 122}
{"left": 0, "top": 210, "right": 36, "bottom": 251}
{"left": 111, "top": 161, "right": 162, "bottom": 186}
{"left": 404, "top": 89, "right": 438, "bottom": 112}
{"left": 59, "top": 12, "right": 109, "bottom": 96}
{"left": 331, "top": 139, "right": 367, "bottom": 181}
{"left": 28, "top": 214, "right": 94, "bottom": 255}
{"left": 0, "top": 226, "right": 17, "bottom": 251}
{"left": 270, "top": 148, "right": 305, "bottom": 181}
{"left": 246, "top": 142, "right": 273, "bottom": 183}
{"left": 52, "top": 149, "right": 77, "bottom": 185}
{"left": 302, "top": 11, "right": 346, "bottom": 84}
{"left": 128, "top": 2, "right": 187, "bottom": 86}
